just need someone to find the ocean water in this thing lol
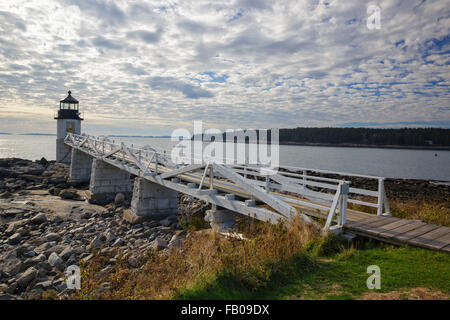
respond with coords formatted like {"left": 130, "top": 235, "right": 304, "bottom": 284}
{"left": 1, "top": 134, "right": 449, "bottom": 181}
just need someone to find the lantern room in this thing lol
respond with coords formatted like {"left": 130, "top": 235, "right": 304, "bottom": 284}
{"left": 55, "top": 90, "right": 83, "bottom": 120}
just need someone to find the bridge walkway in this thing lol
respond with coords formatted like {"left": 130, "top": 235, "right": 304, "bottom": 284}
{"left": 64, "top": 133, "right": 450, "bottom": 253}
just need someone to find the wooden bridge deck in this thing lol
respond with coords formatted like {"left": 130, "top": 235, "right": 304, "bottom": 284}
{"left": 344, "top": 214, "right": 450, "bottom": 252}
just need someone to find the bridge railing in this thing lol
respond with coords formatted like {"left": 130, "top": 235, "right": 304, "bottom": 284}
{"left": 229, "top": 166, "right": 389, "bottom": 217}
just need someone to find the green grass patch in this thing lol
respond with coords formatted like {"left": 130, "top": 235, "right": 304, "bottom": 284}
{"left": 177, "top": 238, "right": 450, "bottom": 300}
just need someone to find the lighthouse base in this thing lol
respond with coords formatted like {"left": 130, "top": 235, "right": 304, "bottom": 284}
{"left": 56, "top": 138, "right": 72, "bottom": 163}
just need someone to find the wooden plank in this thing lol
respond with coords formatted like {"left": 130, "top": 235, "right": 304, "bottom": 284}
{"left": 392, "top": 224, "right": 440, "bottom": 242}
{"left": 345, "top": 217, "right": 379, "bottom": 228}
{"left": 379, "top": 221, "right": 426, "bottom": 239}
{"left": 350, "top": 219, "right": 416, "bottom": 238}
{"left": 434, "top": 232, "right": 450, "bottom": 249}
{"left": 345, "top": 216, "right": 396, "bottom": 230}
{"left": 408, "top": 227, "right": 450, "bottom": 250}
{"left": 346, "top": 218, "right": 402, "bottom": 236}
{"left": 376, "top": 219, "right": 416, "bottom": 232}
{"left": 363, "top": 216, "right": 400, "bottom": 227}
{"left": 441, "top": 244, "right": 450, "bottom": 253}
{"left": 375, "top": 220, "right": 421, "bottom": 237}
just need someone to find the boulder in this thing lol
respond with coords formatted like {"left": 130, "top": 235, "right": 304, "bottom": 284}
{"left": 128, "top": 257, "right": 137, "bottom": 268}
{"left": 38, "top": 157, "right": 48, "bottom": 166}
{"left": 17, "top": 267, "right": 37, "bottom": 287}
{"left": 114, "top": 193, "right": 125, "bottom": 206}
{"left": 151, "top": 237, "right": 168, "bottom": 251}
{"left": 0, "top": 168, "right": 18, "bottom": 178}
{"left": 48, "top": 252, "right": 63, "bottom": 270}
{"left": 60, "top": 190, "right": 76, "bottom": 199}
{"left": 33, "top": 280, "right": 53, "bottom": 291}
{"left": 30, "top": 213, "right": 47, "bottom": 225}
{"left": 49, "top": 176, "right": 66, "bottom": 185}
{"left": 60, "top": 246, "right": 74, "bottom": 261}
{"left": 45, "top": 233, "right": 61, "bottom": 242}
{"left": 7, "top": 233, "right": 21, "bottom": 245}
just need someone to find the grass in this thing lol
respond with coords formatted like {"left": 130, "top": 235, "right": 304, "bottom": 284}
{"left": 178, "top": 238, "right": 450, "bottom": 300}
{"left": 282, "top": 241, "right": 450, "bottom": 300}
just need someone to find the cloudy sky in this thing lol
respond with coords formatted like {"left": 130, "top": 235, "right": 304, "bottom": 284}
{"left": 0, "top": 0, "right": 449, "bottom": 135}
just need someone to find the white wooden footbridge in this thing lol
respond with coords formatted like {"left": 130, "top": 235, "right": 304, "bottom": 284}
{"left": 63, "top": 133, "right": 450, "bottom": 253}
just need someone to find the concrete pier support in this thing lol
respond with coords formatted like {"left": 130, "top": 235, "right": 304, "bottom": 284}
{"left": 130, "top": 178, "right": 178, "bottom": 218}
{"left": 205, "top": 209, "right": 238, "bottom": 232}
{"left": 69, "top": 149, "right": 93, "bottom": 183}
{"left": 88, "top": 159, "right": 131, "bottom": 204}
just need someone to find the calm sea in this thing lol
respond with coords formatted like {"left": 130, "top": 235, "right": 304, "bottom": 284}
{"left": 1, "top": 135, "right": 449, "bottom": 181}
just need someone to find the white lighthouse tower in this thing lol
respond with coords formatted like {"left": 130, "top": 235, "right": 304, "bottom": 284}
{"left": 54, "top": 90, "right": 83, "bottom": 163}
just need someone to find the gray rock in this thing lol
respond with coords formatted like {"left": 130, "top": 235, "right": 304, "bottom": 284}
{"left": 151, "top": 237, "right": 168, "bottom": 251}
{"left": 60, "top": 190, "right": 76, "bottom": 199}
{"left": 45, "top": 233, "right": 60, "bottom": 242}
{"left": 5, "top": 223, "right": 17, "bottom": 236}
{"left": 114, "top": 193, "right": 125, "bottom": 206}
{"left": 128, "top": 256, "right": 137, "bottom": 268}
{"left": 169, "top": 239, "right": 183, "bottom": 249}
{"left": 2, "top": 255, "right": 22, "bottom": 277}
{"left": 80, "top": 211, "right": 91, "bottom": 219}
{"left": 53, "top": 187, "right": 62, "bottom": 196}
{"left": 160, "top": 217, "right": 172, "bottom": 227}
{"left": 104, "top": 231, "right": 116, "bottom": 243}
{"left": 51, "top": 216, "right": 63, "bottom": 224}
{"left": 0, "top": 293, "right": 18, "bottom": 300}
{"left": 90, "top": 238, "right": 103, "bottom": 250}
{"left": 30, "top": 213, "right": 47, "bottom": 224}
{"left": 31, "top": 253, "right": 47, "bottom": 264}
{"left": 48, "top": 252, "right": 63, "bottom": 269}
{"left": 33, "top": 280, "right": 53, "bottom": 291}
{"left": 49, "top": 176, "right": 66, "bottom": 185}
{"left": 7, "top": 233, "right": 21, "bottom": 245}
{"left": 67, "top": 254, "right": 78, "bottom": 266}
{"left": 24, "top": 250, "right": 36, "bottom": 258}
{"left": 60, "top": 246, "right": 74, "bottom": 261}
{"left": 81, "top": 254, "right": 94, "bottom": 263}
{"left": 111, "top": 238, "right": 124, "bottom": 247}
{"left": 16, "top": 227, "right": 29, "bottom": 237}
{"left": 17, "top": 267, "right": 37, "bottom": 287}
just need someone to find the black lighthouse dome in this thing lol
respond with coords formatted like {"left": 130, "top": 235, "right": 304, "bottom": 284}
{"left": 55, "top": 90, "right": 83, "bottom": 120}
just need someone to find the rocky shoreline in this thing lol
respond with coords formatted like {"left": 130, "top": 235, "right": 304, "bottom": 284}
{"left": 0, "top": 157, "right": 448, "bottom": 300}
{"left": 0, "top": 158, "right": 210, "bottom": 300}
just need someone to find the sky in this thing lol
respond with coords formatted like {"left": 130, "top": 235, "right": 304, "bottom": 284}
{"left": 0, "top": 0, "right": 449, "bottom": 136}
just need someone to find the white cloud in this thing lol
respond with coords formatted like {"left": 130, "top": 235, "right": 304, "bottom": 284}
{"left": 0, "top": 0, "right": 449, "bottom": 135}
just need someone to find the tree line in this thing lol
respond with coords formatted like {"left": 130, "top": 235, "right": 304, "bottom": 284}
{"left": 278, "top": 127, "right": 450, "bottom": 146}
{"left": 194, "top": 127, "right": 450, "bottom": 147}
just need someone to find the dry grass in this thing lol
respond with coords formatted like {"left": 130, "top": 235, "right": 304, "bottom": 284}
{"left": 349, "top": 198, "right": 449, "bottom": 227}
{"left": 75, "top": 215, "right": 320, "bottom": 300}
{"left": 389, "top": 200, "right": 450, "bottom": 227}
{"left": 360, "top": 287, "right": 449, "bottom": 300}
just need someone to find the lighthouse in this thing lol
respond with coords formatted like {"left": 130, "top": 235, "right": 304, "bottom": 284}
{"left": 54, "top": 90, "right": 83, "bottom": 163}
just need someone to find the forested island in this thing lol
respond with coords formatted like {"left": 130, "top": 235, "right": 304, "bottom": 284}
{"left": 193, "top": 127, "right": 450, "bottom": 150}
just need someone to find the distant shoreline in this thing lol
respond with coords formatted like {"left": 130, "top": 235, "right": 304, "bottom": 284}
{"left": 279, "top": 141, "right": 450, "bottom": 151}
